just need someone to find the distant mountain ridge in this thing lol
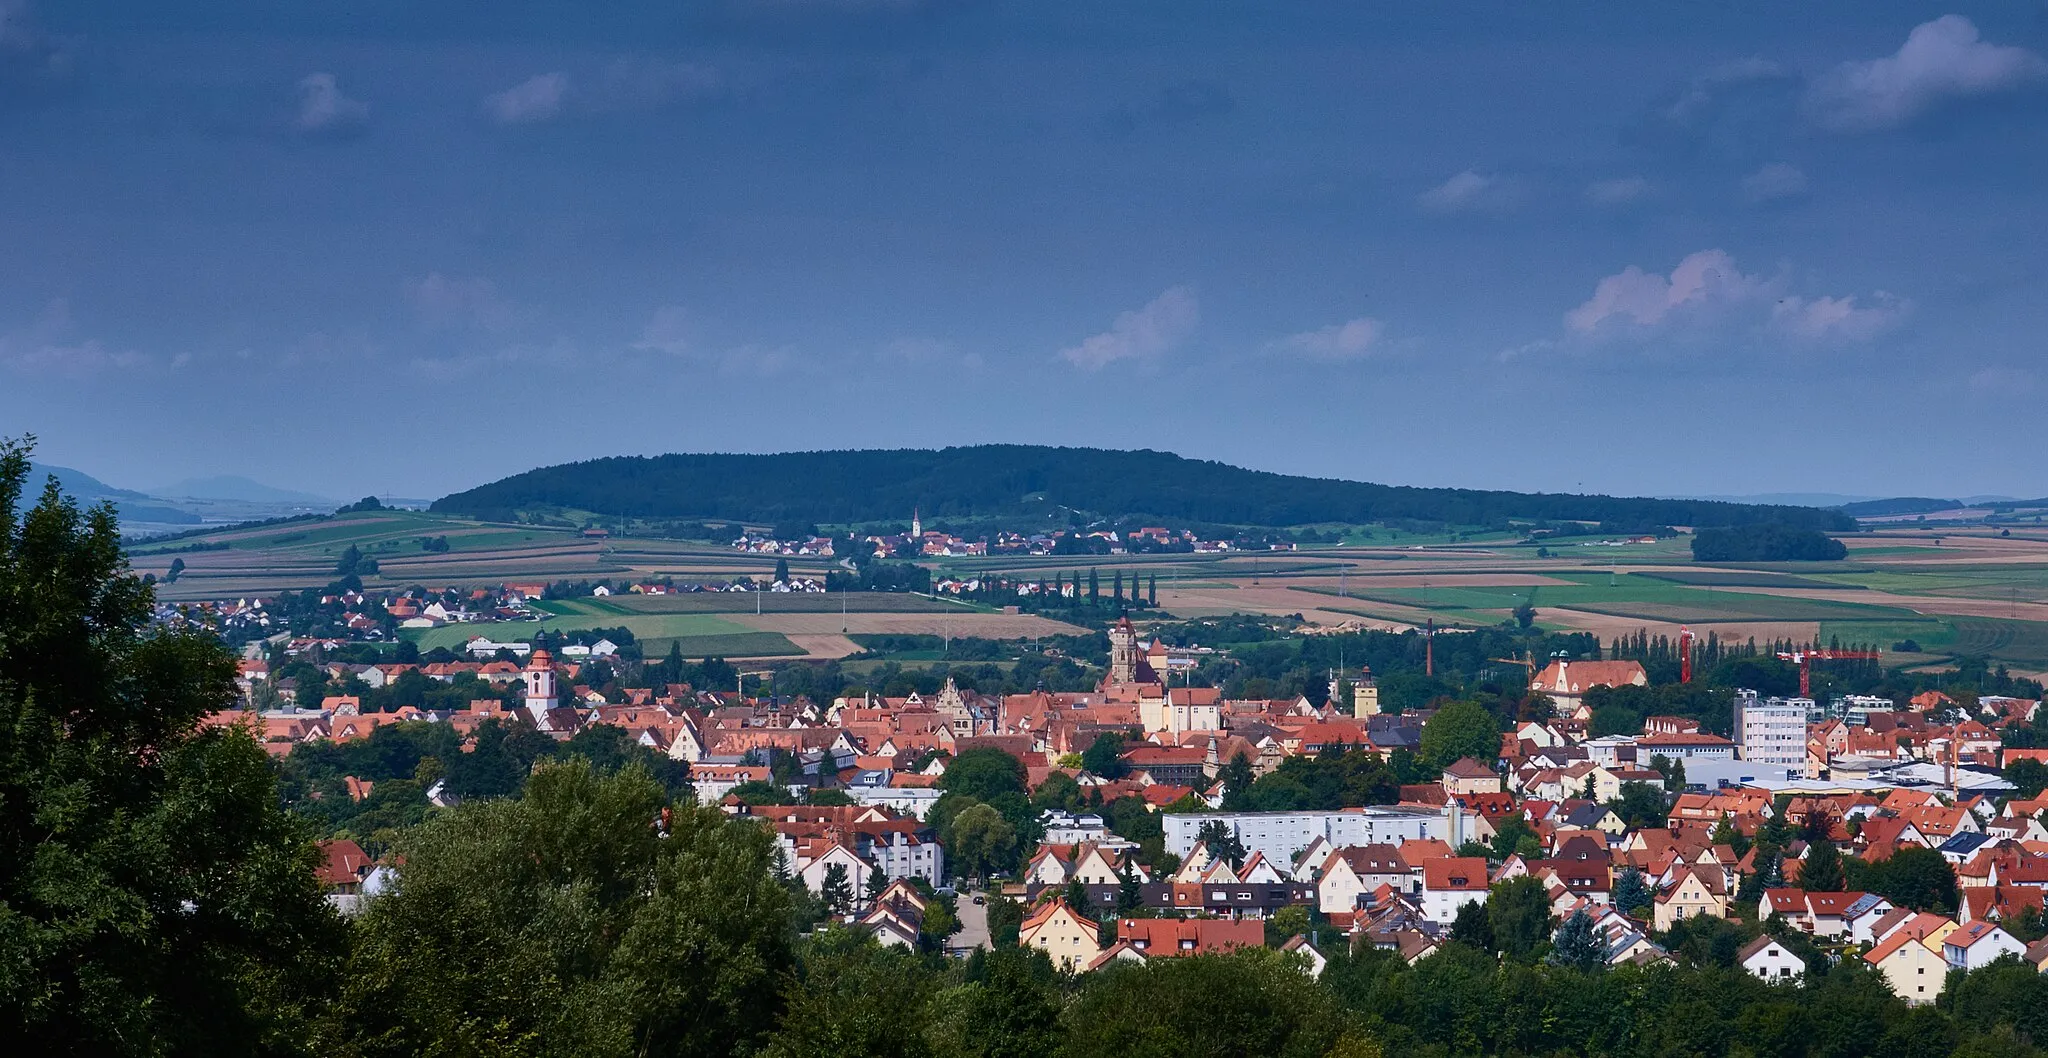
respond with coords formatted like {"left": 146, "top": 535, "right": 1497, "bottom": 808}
{"left": 28, "top": 462, "right": 153, "bottom": 503}
{"left": 149, "top": 475, "right": 335, "bottom": 506}
{"left": 432, "top": 445, "right": 1856, "bottom": 532}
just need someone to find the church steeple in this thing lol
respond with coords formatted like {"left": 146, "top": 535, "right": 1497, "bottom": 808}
{"left": 911, "top": 507, "right": 921, "bottom": 537}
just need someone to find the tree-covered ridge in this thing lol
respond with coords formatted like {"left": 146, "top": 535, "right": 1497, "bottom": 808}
{"left": 432, "top": 445, "right": 1854, "bottom": 532}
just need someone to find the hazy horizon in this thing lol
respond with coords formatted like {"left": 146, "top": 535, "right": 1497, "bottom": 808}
{"left": 5, "top": 2, "right": 2045, "bottom": 500}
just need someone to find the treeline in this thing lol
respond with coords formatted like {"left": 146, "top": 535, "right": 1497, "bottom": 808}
{"left": 1692, "top": 524, "right": 1849, "bottom": 562}
{"left": 431, "top": 445, "right": 1853, "bottom": 532}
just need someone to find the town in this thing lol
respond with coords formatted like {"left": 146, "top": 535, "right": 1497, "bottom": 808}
{"left": 11, "top": 2, "right": 2048, "bottom": 1053}
{"left": 255, "top": 606, "right": 2048, "bottom": 997}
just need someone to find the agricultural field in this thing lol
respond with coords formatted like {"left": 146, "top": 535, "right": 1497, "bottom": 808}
{"left": 122, "top": 507, "right": 2048, "bottom": 674}
{"left": 402, "top": 599, "right": 804, "bottom": 659}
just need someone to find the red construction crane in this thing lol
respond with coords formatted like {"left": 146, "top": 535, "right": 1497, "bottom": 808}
{"left": 1775, "top": 648, "right": 1881, "bottom": 697}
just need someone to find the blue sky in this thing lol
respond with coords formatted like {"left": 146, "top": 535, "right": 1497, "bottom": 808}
{"left": 4, "top": 1, "right": 2046, "bottom": 501}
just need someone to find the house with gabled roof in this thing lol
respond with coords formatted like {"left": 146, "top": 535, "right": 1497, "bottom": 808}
{"left": 1019, "top": 897, "right": 1101, "bottom": 971}
{"left": 1865, "top": 914, "right": 1954, "bottom": 1005}
{"left": 1317, "top": 845, "right": 1414, "bottom": 914}
{"left": 1944, "top": 920, "right": 2026, "bottom": 971}
{"left": 1652, "top": 866, "right": 1728, "bottom": 932}
{"left": 1441, "top": 757, "right": 1503, "bottom": 795}
{"left": 1418, "top": 856, "right": 1490, "bottom": 923}
{"left": 1114, "top": 917, "right": 1263, "bottom": 959}
{"left": 1738, "top": 935, "right": 1805, "bottom": 982}
{"left": 1759, "top": 889, "right": 1888, "bottom": 939}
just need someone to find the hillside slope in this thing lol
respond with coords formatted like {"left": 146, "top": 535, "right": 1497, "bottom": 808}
{"left": 432, "top": 446, "right": 1852, "bottom": 532}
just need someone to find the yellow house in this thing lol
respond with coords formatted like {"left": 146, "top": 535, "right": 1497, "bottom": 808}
{"left": 1019, "top": 897, "right": 1102, "bottom": 971}
{"left": 1652, "top": 866, "right": 1730, "bottom": 932}
{"left": 1441, "top": 758, "right": 1503, "bottom": 796}
{"left": 1865, "top": 915, "right": 1957, "bottom": 1006}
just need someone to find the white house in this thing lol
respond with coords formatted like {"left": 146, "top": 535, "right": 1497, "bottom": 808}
{"left": 1737, "top": 935, "right": 1805, "bottom": 983}
{"left": 1418, "top": 856, "right": 1490, "bottom": 923}
{"left": 1944, "top": 921, "right": 2026, "bottom": 971}
{"left": 1316, "top": 845, "right": 1414, "bottom": 914}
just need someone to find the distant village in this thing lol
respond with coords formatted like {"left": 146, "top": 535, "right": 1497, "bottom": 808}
{"left": 223, "top": 611, "right": 2048, "bottom": 999}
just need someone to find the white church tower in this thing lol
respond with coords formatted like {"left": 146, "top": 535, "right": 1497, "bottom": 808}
{"left": 522, "top": 650, "right": 559, "bottom": 722}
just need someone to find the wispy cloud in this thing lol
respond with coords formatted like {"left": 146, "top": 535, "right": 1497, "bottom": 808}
{"left": 1266, "top": 318, "right": 1384, "bottom": 361}
{"left": 0, "top": 300, "right": 150, "bottom": 377}
{"left": 0, "top": 0, "right": 74, "bottom": 103}
{"left": 631, "top": 305, "right": 693, "bottom": 357}
{"left": 1805, "top": 15, "right": 2048, "bottom": 132}
{"left": 485, "top": 73, "right": 569, "bottom": 125}
{"left": 483, "top": 63, "right": 725, "bottom": 126}
{"left": 408, "top": 273, "right": 519, "bottom": 332}
{"left": 1108, "top": 79, "right": 1234, "bottom": 134}
{"left": 1419, "top": 170, "right": 1517, "bottom": 213}
{"left": 294, "top": 73, "right": 368, "bottom": 137}
{"left": 1058, "top": 287, "right": 1198, "bottom": 371}
{"left": 1740, "top": 162, "right": 1806, "bottom": 203}
{"left": 1585, "top": 177, "right": 1654, "bottom": 206}
{"left": 627, "top": 306, "right": 795, "bottom": 375}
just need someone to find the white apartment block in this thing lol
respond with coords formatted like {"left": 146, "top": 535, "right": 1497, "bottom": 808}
{"left": 1163, "top": 805, "right": 1465, "bottom": 862}
{"left": 1734, "top": 689, "right": 1809, "bottom": 767}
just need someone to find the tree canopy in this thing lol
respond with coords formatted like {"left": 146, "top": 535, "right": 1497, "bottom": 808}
{"left": 433, "top": 445, "right": 1851, "bottom": 532}
{"left": 1419, "top": 700, "right": 1501, "bottom": 769}
{"left": 335, "top": 759, "right": 795, "bottom": 1058}
{"left": 0, "top": 437, "right": 342, "bottom": 1055}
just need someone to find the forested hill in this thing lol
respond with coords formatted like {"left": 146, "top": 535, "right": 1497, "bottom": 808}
{"left": 431, "top": 446, "right": 1854, "bottom": 531}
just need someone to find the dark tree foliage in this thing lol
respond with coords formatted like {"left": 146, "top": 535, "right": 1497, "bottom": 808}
{"left": 335, "top": 760, "right": 794, "bottom": 1058}
{"left": 0, "top": 438, "right": 343, "bottom": 1055}
{"left": 1692, "top": 524, "right": 1849, "bottom": 562}
{"left": 1196, "top": 820, "right": 1249, "bottom": 871}
{"left": 1849, "top": 845, "right": 1959, "bottom": 913}
{"left": 1059, "top": 950, "right": 1353, "bottom": 1058}
{"left": 938, "top": 747, "right": 1029, "bottom": 803}
{"left": 433, "top": 445, "right": 1851, "bottom": 531}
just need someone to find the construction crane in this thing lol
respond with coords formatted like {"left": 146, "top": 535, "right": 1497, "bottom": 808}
{"left": 1775, "top": 648, "right": 1881, "bottom": 698}
{"left": 1489, "top": 652, "right": 1537, "bottom": 684}
{"left": 735, "top": 669, "right": 776, "bottom": 701}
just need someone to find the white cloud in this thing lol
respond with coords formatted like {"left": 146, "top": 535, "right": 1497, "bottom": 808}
{"left": 1268, "top": 317, "right": 1384, "bottom": 361}
{"left": 294, "top": 73, "right": 367, "bottom": 135}
{"left": 1741, "top": 162, "right": 1807, "bottom": 203}
{"left": 1585, "top": 177, "right": 1654, "bottom": 206}
{"left": 1058, "top": 286, "right": 1198, "bottom": 371}
{"left": 485, "top": 73, "right": 569, "bottom": 125}
{"left": 408, "top": 273, "right": 518, "bottom": 332}
{"left": 1772, "top": 293, "right": 1909, "bottom": 342}
{"left": 1565, "top": 250, "right": 1767, "bottom": 333}
{"left": 1563, "top": 249, "right": 1906, "bottom": 346}
{"left": 1418, "top": 170, "right": 1516, "bottom": 213}
{"left": 1805, "top": 15, "right": 2048, "bottom": 132}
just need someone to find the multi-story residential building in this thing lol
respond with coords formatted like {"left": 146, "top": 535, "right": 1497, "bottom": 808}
{"left": 1163, "top": 805, "right": 1464, "bottom": 862}
{"left": 1734, "top": 689, "right": 1809, "bottom": 767}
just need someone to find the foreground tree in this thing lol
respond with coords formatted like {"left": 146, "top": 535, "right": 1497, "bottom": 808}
{"left": 335, "top": 759, "right": 794, "bottom": 1058}
{"left": 1059, "top": 949, "right": 1356, "bottom": 1058}
{"left": 0, "top": 438, "right": 342, "bottom": 1055}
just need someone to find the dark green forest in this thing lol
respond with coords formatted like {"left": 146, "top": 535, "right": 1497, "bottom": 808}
{"left": 1691, "top": 524, "right": 1851, "bottom": 562}
{"left": 431, "top": 445, "right": 1854, "bottom": 532}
